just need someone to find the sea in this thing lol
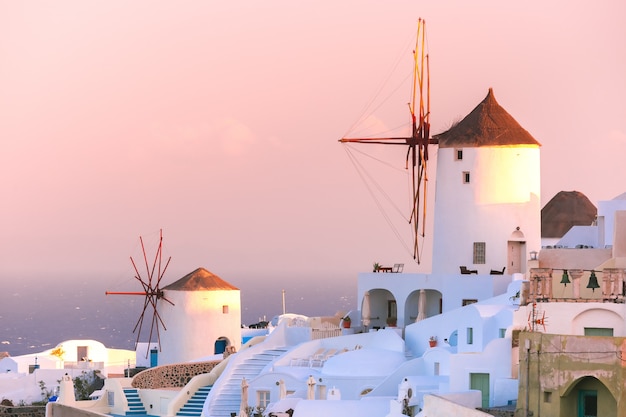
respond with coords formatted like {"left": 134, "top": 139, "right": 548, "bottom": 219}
{"left": 0, "top": 275, "right": 356, "bottom": 357}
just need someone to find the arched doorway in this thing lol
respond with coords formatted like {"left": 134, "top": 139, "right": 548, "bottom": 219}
{"left": 405, "top": 289, "right": 443, "bottom": 323}
{"left": 561, "top": 376, "right": 616, "bottom": 417}
{"left": 508, "top": 228, "right": 526, "bottom": 274}
{"left": 214, "top": 337, "right": 230, "bottom": 355}
{"left": 365, "top": 289, "right": 396, "bottom": 330}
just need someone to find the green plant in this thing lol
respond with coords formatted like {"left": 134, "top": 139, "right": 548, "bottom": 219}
{"left": 72, "top": 370, "right": 104, "bottom": 400}
{"left": 373, "top": 262, "right": 381, "bottom": 272}
{"left": 38, "top": 380, "right": 55, "bottom": 402}
{"left": 73, "top": 373, "right": 90, "bottom": 400}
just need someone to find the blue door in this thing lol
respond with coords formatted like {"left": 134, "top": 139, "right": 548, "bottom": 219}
{"left": 214, "top": 339, "right": 227, "bottom": 354}
{"left": 150, "top": 348, "right": 158, "bottom": 367}
{"left": 578, "top": 390, "right": 597, "bottom": 417}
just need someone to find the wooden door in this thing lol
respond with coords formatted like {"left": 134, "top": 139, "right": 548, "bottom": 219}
{"left": 470, "top": 373, "right": 490, "bottom": 408}
{"left": 508, "top": 241, "right": 522, "bottom": 274}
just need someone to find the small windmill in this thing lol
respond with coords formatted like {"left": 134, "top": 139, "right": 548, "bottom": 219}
{"left": 106, "top": 229, "right": 174, "bottom": 354}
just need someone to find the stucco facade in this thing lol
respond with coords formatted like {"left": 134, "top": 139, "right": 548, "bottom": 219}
{"left": 157, "top": 268, "right": 242, "bottom": 365}
{"left": 432, "top": 145, "right": 541, "bottom": 275}
{"left": 519, "top": 332, "right": 625, "bottom": 417}
{"left": 358, "top": 271, "right": 512, "bottom": 330}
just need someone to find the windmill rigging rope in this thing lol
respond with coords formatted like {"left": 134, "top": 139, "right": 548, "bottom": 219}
{"left": 342, "top": 144, "right": 414, "bottom": 258}
{"left": 342, "top": 30, "right": 417, "bottom": 139}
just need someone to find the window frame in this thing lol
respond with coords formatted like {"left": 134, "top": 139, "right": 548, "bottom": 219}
{"left": 473, "top": 242, "right": 486, "bottom": 264}
{"left": 257, "top": 390, "right": 270, "bottom": 409}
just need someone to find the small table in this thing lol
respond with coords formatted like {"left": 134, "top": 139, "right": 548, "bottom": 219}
{"left": 378, "top": 267, "right": 393, "bottom": 273}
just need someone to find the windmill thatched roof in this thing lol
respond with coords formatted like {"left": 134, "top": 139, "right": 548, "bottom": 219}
{"left": 164, "top": 267, "right": 239, "bottom": 291}
{"left": 434, "top": 88, "right": 540, "bottom": 148}
{"left": 541, "top": 191, "right": 597, "bottom": 238}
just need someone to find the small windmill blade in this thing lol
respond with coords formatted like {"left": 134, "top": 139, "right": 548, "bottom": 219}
{"left": 106, "top": 229, "right": 174, "bottom": 356}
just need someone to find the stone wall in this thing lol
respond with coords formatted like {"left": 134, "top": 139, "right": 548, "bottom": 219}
{"left": 132, "top": 360, "right": 220, "bottom": 389}
{"left": 478, "top": 406, "right": 514, "bottom": 417}
{"left": 0, "top": 405, "right": 45, "bottom": 417}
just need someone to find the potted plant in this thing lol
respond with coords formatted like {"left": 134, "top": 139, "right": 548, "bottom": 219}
{"left": 386, "top": 316, "right": 397, "bottom": 327}
{"left": 429, "top": 336, "right": 437, "bottom": 347}
{"left": 373, "top": 262, "right": 381, "bottom": 273}
{"left": 342, "top": 315, "right": 351, "bottom": 329}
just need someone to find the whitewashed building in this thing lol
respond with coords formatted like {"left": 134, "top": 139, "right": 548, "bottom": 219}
{"left": 157, "top": 267, "right": 242, "bottom": 365}
{"left": 43, "top": 88, "right": 626, "bottom": 417}
{"left": 431, "top": 88, "right": 541, "bottom": 276}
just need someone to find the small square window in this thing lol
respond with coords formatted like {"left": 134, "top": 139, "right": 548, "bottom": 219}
{"left": 222, "top": 305, "right": 229, "bottom": 314}
{"left": 544, "top": 391, "right": 552, "bottom": 403}
{"left": 499, "top": 328, "right": 507, "bottom": 338}
{"left": 467, "top": 327, "right": 474, "bottom": 344}
{"left": 455, "top": 149, "right": 463, "bottom": 160}
{"left": 463, "top": 171, "right": 470, "bottom": 183}
{"left": 462, "top": 299, "right": 477, "bottom": 306}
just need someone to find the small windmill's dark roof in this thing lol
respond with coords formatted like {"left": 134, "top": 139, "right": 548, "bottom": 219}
{"left": 541, "top": 191, "right": 597, "bottom": 238}
{"left": 434, "top": 88, "right": 540, "bottom": 148}
{"left": 163, "top": 267, "right": 239, "bottom": 291}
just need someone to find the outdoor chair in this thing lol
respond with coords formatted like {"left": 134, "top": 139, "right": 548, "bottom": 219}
{"left": 460, "top": 266, "right": 478, "bottom": 274}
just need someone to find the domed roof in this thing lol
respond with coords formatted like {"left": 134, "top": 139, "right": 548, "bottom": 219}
{"left": 541, "top": 191, "right": 597, "bottom": 238}
{"left": 163, "top": 267, "right": 239, "bottom": 291}
{"left": 434, "top": 88, "right": 540, "bottom": 148}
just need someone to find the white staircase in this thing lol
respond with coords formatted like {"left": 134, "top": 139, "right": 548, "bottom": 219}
{"left": 205, "top": 348, "right": 288, "bottom": 417}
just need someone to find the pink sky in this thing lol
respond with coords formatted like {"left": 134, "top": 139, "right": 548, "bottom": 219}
{"left": 1, "top": 1, "right": 625, "bottom": 317}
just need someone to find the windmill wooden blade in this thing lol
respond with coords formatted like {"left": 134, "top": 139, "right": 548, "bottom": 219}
{"left": 106, "top": 229, "right": 174, "bottom": 355}
{"left": 133, "top": 295, "right": 151, "bottom": 337}
{"left": 140, "top": 236, "right": 155, "bottom": 289}
{"left": 155, "top": 256, "right": 172, "bottom": 293}
{"left": 339, "top": 19, "right": 437, "bottom": 264}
